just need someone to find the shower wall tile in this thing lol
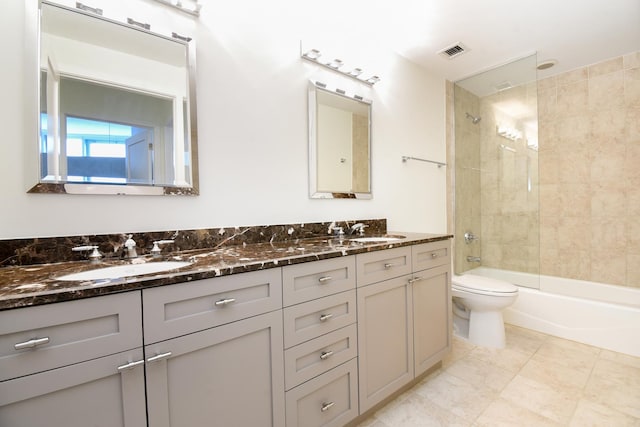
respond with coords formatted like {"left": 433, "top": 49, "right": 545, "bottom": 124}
{"left": 556, "top": 66, "right": 587, "bottom": 86}
{"left": 557, "top": 80, "right": 589, "bottom": 116}
{"left": 624, "top": 52, "right": 640, "bottom": 69}
{"left": 588, "top": 71, "right": 625, "bottom": 110}
{"left": 537, "top": 50, "right": 640, "bottom": 287}
{"left": 588, "top": 57, "right": 623, "bottom": 78}
{"left": 625, "top": 68, "right": 640, "bottom": 107}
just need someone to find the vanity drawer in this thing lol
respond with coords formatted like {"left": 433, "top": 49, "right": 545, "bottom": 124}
{"left": 283, "top": 256, "right": 356, "bottom": 307}
{"left": 143, "top": 268, "right": 282, "bottom": 344}
{"left": 356, "top": 246, "right": 412, "bottom": 287}
{"left": 284, "top": 324, "right": 357, "bottom": 390}
{"left": 412, "top": 240, "right": 451, "bottom": 271}
{"left": 285, "top": 358, "right": 359, "bottom": 427}
{"left": 283, "top": 290, "right": 356, "bottom": 349}
{"left": 0, "top": 292, "right": 142, "bottom": 382}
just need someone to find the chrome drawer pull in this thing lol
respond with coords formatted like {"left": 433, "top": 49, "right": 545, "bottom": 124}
{"left": 321, "top": 401, "right": 335, "bottom": 412}
{"left": 431, "top": 252, "right": 438, "bottom": 258}
{"left": 117, "top": 359, "right": 145, "bottom": 371}
{"left": 408, "top": 276, "right": 424, "bottom": 284}
{"left": 318, "top": 276, "right": 332, "bottom": 283}
{"left": 215, "top": 298, "right": 236, "bottom": 307}
{"left": 147, "top": 352, "right": 172, "bottom": 363}
{"left": 14, "top": 337, "right": 50, "bottom": 350}
{"left": 319, "top": 313, "right": 333, "bottom": 322}
{"left": 320, "top": 351, "right": 334, "bottom": 360}
{"left": 384, "top": 263, "right": 397, "bottom": 269}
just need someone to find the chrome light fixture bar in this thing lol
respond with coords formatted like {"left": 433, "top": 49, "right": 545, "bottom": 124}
{"left": 301, "top": 48, "right": 381, "bottom": 86}
{"left": 150, "top": 0, "right": 202, "bottom": 16}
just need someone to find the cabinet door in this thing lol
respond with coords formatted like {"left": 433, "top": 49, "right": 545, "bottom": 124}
{"left": 412, "top": 264, "right": 451, "bottom": 377}
{"left": 357, "top": 275, "right": 414, "bottom": 413}
{"left": 0, "top": 348, "right": 146, "bottom": 427}
{"left": 145, "top": 311, "right": 285, "bottom": 427}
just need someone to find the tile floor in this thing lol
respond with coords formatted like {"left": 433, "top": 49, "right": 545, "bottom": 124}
{"left": 357, "top": 324, "right": 640, "bottom": 426}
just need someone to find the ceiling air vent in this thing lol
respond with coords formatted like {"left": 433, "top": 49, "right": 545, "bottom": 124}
{"left": 438, "top": 42, "right": 469, "bottom": 59}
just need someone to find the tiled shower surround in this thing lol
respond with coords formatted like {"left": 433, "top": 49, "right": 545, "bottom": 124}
{"left": 453, "top": 50, "right": 640, "bottom": 288}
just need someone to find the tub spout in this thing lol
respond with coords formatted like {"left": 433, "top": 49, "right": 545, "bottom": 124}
{"left": 466, "top": 256, "right": 481, "bottom": 262}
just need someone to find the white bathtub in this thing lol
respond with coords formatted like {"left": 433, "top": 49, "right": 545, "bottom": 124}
{"left": 468, "top": 267, "right": 640, "bottom": 357}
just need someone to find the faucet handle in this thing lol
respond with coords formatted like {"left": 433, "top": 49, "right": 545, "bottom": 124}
{"left": 151, "top": 240, "right": 175, "bottom": 256}
{"left": 72, "top": 245, "right": 103, "bottom": 260}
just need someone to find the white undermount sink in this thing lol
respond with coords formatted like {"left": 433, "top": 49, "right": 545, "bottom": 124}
{"left": 56, "top": 261, "right": 192, "bottom": 281}
{"left": 350, "top": 235, "right": 405, "bottom": 243}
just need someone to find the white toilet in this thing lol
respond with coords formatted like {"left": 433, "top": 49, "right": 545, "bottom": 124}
{"left": 452, "top": 274, "right": 518, "bottom": 348}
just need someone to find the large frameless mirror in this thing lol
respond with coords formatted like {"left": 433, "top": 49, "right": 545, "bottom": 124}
{"left": 30, "top": 1, "right": 198, "bottom": 195}
{"left": 308, "top": 81, "right": 371, "bottom": 199}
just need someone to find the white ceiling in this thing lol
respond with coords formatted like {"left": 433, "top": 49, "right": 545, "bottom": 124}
{"left": 385, "top": 0, "right": 640, "bottom": 82}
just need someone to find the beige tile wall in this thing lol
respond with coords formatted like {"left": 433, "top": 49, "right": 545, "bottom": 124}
{"left": 453, "top": 86, "right": 482, "bottom": 273}
{"left": 538, "top": 51, "right": 640, "bottom": 287}
{"left": 452, "top": 50, "right": 639, "bottom": 287}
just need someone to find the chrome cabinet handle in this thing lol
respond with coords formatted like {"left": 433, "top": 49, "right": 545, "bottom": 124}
{"left": 320, "top": 351, "right": 334, "bottom": 360}
{"left": 318, "top": 276, "right": 332, "bottom": 283}
{"left": 384, "top": 263, "right": 397, "bottom": 269}
{"left": 321, "top": 401, "right": 335, "bottom": 412}
{"left": 408, "top": 276, "right": 424, "bottom": 284}
{"left": 117, "top": 359, "right": 145, "bottom": 371}
{"left": 431, "top": 253, "right": 438, "bottom": 258}
{"left": 319, "top": 313, "right": 333, "bottom": 322}
{"left": 14, "top": 337, "right": 50, "bottom": 350}
{"left": 147, "top": 352, "right": 172, "bottom": 363}
{"left": 215, "top": 298, "right": 236, "bottom": 306}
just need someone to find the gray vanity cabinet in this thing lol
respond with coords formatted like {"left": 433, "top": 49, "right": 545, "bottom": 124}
{"left": 411, "top": 241, "right": 452, "bottom": 376}
{"left": 282, "top": 256, "right": 359, "bottom": 427}
{"left": 141, "top": 269, "right": 285, "bottom": 427}
{"left": 356, "top": 241, "right": 452, "bottom": 413}
{"left": 0, "top": 292, "right": 145, "bottom": 427}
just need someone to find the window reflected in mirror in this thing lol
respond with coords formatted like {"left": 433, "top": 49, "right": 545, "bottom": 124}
{"left": 31, "top": 1, "right": 198, "bottom": 195}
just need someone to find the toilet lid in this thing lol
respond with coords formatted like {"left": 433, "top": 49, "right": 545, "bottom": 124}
{"left": 452, "top": 274, "right": 518, "bottom": 294}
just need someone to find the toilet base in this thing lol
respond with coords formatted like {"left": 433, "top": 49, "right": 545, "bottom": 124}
{"left": 468, "top": 310, "right": 506, "bottom": 348}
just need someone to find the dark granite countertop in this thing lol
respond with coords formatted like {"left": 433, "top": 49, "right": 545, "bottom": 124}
{"left": 0, "top": 232, "right": 451, "bottom": 311}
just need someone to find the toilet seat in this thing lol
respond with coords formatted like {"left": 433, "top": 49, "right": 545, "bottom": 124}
{"left": 452, "top": 274, "right": 518, "bottom": 297}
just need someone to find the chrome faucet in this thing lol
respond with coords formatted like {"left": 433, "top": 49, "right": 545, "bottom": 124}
{"left": 150, "top": 240, "right": 175, "bottom": 257}
{"left": 349, "top": 223, "right": 368, "bottom": 236}
{"left": 72, "top": 245, "right": 103, "bottom": 261}
{"left": 124, "top": 235, "right": 138, "bottom": 258}
{"left": 466, "top": 256, "right": 481, "bottom": 263}
{"left": 464, "top": 232, "right": 479, "bottom": 244}
{"left": 327, "top": 222, "right": 345, "bottom": 237}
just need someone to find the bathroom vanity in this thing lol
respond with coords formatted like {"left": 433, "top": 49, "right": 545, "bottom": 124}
{"left": 0, "top": 226, "right": 451, "bottom": 427}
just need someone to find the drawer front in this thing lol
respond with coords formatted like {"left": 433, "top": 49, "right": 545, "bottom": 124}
{"left": 283, "top": 256, "right": 356, "bottom": 307}
{"left": 283, "top": 290, "right": 356, "bottom": 349}
{"left": 412, "top": 240, "right": 451, "bottom": 271}
{"left": 143, "top": 268, "right": 282, "bottom": 344}
{"left": 284, "top": 324, "right": 357, "bottom": 390}
{"left": 356, "top": 246, "right": 412, "bottom": 287}
{"left": 285, "top": 359, "right": 359, "bottom": 427}
{"left": 0, "top": 292, "right": 142, "bottom": 381}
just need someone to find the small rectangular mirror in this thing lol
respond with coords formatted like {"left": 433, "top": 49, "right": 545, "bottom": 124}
{"left": 31, "top": 1, "right": 198, "bottom": 195}
{"left": 308, "top": 81, "right": 372, "bottom": 199}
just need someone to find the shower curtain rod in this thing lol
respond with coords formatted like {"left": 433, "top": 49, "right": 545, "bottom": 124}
{"left": 401, "top": 156, "right": 447, "bottom": 168}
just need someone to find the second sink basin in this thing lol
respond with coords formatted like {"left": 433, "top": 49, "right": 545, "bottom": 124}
{"left": 350, "top": 235, "right": 405, "bottom": 243}
{"left": 56, "top": 261, "right": 193, "bottom": 281}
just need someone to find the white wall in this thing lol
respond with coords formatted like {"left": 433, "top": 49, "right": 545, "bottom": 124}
{"left": 0, "top": 0, "right": 447, "bottom": 239}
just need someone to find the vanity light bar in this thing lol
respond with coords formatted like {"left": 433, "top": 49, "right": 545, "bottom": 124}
{"left": 150, "top": 0, "right": 202, "bottom": 17}
{"left": 301, "top": 48, "right": 381, "bottom": 86}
